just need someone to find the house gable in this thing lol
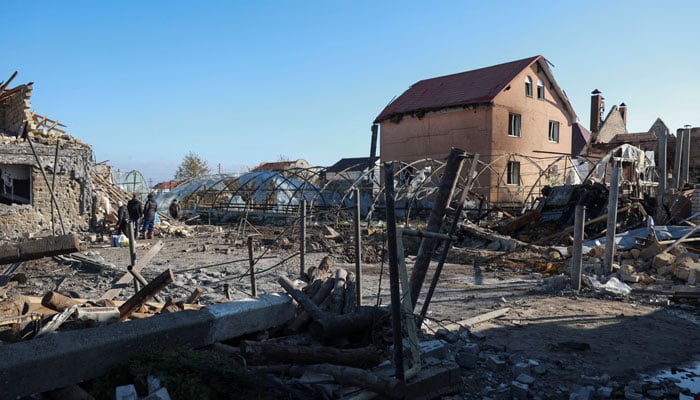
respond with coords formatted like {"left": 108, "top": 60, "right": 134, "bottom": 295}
{"left": 595, "top": 105, "right": 627, "bottom": 143}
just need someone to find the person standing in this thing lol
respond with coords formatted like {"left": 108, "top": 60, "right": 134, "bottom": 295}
{"left": 169, "top": 198, "right": 181, "bottom": 220}
{"left": 142, "top": 193, "right": 158, "bottom": 239}
{"left": 127, "top": 193, "right": 143, "bottom": 238}
{"left": 116, "top": 201, "right": 129, "bottom": 236}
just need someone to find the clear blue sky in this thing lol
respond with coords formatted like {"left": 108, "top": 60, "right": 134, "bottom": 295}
{"left": 2, "top": 1, "right": 698, "bottom": 184}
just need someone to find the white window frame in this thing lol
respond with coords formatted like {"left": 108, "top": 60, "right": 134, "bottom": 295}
{"left": 525, "top": 76, "right": 533, "bottom": 97}
{"left": 537, "top": 79, "right": 545, "bottom": 99}
{"left": 507, "top": 161, "right": 520, "bottom": 185}
{"left": 508, "top": 113, "right": 521, "bottom": 137}
{"left": 548, "top": 120, "right": 560, "bottom": 143}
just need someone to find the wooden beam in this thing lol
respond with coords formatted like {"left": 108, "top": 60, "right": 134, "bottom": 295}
{"left": 99, "top": 241, "right": 163, "bottom": 300}
{"left": 118, "top": 268, "right": 174, "bottom": 322}
{"left": 241, "top": 341, "right": 382, "bottom": 368}
{"left": 0, "top": 234, "right": 81, "bottom": 265}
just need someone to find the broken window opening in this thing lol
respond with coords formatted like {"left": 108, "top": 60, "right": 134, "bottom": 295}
{"left": 548, "top": 120, "right": 560, "bottom": 143}
{"left": 0, "top": 164, "right": 32, "bottom": 205}
{"left": 507, "top": 161, "right": 521, "bottom": 185}
{"left": 508, "top": 113, "right": 522, "bottom": 137}
{"left": 525, "top": 76, "right": 533, "bottom": 97}
{"left": 537, "top": 79, "right": 545, "bottom": 99}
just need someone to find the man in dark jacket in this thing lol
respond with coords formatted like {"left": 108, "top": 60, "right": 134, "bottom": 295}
{"left": 127, "top": 193, "right": 143, "bottom": 237}
{"left": 169, "top": 198, "right": 181, "bottom": 219}
{"left": 116, "top": 201, "right": 129, "bottom": 236}
{"left": 142, "top": 193, "right": 158, "bottom": 239}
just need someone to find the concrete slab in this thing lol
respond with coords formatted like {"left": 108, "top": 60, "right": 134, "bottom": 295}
{"left": 0, "top": 293, "right": 294, "bottom": 400}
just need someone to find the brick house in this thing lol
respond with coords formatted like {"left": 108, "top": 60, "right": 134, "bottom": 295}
{"left": 374, "top": 55, "right": 577, "bottom": 205}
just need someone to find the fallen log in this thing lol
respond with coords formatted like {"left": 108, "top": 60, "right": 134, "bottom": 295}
{"left": 185, "top": 287, "right": 203, "bottom": 304}
{"left": 328, "top": 268, "right": 347, "bottom": 314}
{"left": 118, "top": 269, "right": 174, "bottom": 322}
{"left": 343, "top": 272, "right": 356, "bottom": 315}
{"left": 287, "top": 278, "right": 335, "bottom": 331}
{"left": 278, "top": 276, "right": 327, "bottom": 321}
{"left": 290, "top": 364, "right": 404, "bottom": 399}
{"left": 241, "top": 341, "right": 382, "bottom": 368}
{"left": 0, "top": 234, "right": 81, "bottom": 265}
{"left": 41, "top": 291, "right": 83, "bottom": 312}
{"left": 309, "top": 307, "right": 386, "bottom": 341}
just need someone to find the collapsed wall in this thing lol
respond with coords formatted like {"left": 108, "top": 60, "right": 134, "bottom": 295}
{"left": 0, "top": 79, "right": 94, "bottom": 239}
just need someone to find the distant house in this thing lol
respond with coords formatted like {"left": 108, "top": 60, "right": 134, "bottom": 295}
{"left": 152, "top": 180, "right": 181, "bottom": 194}
{"left": 324, "top": 157, "right": 372, "bottom": 182}
{"left": 251, "top": 159, "right": 310, "bottom": 172}
{"left": 374, "top": 55, "right": 578, "bottom": 205}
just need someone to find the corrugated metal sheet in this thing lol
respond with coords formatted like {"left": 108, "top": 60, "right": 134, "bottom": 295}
{"left": 374, "top": 56, "right": 541, "bottom": 123}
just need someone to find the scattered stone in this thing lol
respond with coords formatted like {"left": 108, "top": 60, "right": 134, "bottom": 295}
{"left": 596, "top": 386, "right": 613, "bottom": 398}
{"left": 419, "top": 340, "right": 448, "bottom": 360}
{"left": 511, "top": 380, "right": 529, "bottom": 400}
{"left": 515, "top": 373, "right": 535, "bottom": 385}
{"left": 512, "top": 362, "right": 530, "bottom": 377}
{"left": 652, "top": 253, "right": 675, "bottom": 268}
{"left": 569, "top": 384, "right": 593, "bottom": 400}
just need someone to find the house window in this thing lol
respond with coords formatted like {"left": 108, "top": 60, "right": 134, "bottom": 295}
{"left": 0, "top": 164, "right": 32, "bottom": 205}
{"left": 537, "top": 79, "right": 545, "bottom": 99}
{"left": 507, "top": 161, "right": 520, "bottom": 185}
{"left": 525, "top": 76, "right": 533, "bottom": 97}
{"left": 508, "top": 113, "right": 521, "bottom": 137}
{"left": 548, "top": 121, "right": 560, "bottom": 142}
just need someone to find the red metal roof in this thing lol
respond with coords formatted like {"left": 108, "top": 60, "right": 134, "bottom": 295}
{"left": 374, "top": 56, "right": 542, "bottom": 123}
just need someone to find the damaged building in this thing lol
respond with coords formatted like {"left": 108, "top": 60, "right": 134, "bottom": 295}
{"left": 374, "top": 55, "right": 578, "bottom": 208}
{"left": 0, "top": 73, "right": 95, "bottom": 239}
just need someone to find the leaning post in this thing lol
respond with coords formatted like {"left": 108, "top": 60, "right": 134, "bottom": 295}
{"left": 604, "top": 163, "right": 621, "bottom": 272}
{"left": 409, "top": 147, "right": 465, "bottom": 310}
{"left": 572, "top": 205, "right": 586, "bottom": 291}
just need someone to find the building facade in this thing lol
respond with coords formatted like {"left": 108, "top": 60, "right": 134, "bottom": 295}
{"left": 374, "top": 55, "right": 577, "bottom": 205}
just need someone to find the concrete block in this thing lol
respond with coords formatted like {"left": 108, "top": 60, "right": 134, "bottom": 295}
{"left": 76, "top": 307, "right": 120, "bottom": 323}
{"left": 115, "top": 384, "right": 138, "bottom": 400}
{"left": 461, "top": 342, "right": 479, "bottom": 355}
{"left": 511, "top": 380, "right": 529, "bottom": 400}
{"left": 486, "top": 355, "right": 506, "bottom": 371}
{"left": 405, "top": 361, "right": 461, "bottom": 400}
{"left": 456, "top": 351, "right": 478, "bottom": 369}
{"left": 206, "top": 293, "right": 294, "bottom": 343}
{"left": 419, "top": 339, "right": 448, "bottom": 360}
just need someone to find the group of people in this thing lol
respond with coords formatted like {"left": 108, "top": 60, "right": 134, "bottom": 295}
{"left": 116, "top": 193, "right": 181, "bottom": 240}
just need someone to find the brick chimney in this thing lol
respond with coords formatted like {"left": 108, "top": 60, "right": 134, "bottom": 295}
{"left": 590, "top": 89, "right": 603, "bottom": 133}
{"left": 619, "top": 102, "right": 627, "bottom": 126}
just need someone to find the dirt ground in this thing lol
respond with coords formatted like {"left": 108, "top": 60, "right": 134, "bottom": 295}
{"left": 7, "top": 227, "right": 700, "bottom": 399}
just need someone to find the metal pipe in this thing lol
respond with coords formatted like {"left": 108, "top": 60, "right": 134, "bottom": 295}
{"left": 673, "top": 129, "right": 682, "bottom": 189}
{"left": 299, "top": 198, "right": 306, "bottom": 276}
{"left": 571, "top": 205, "right": 586, "bottom": 291}
{"left": 384, "top": 162, "right": 405, "bottom": 382}
{"left": 354, "top": 187, "right": 362, "bottom": 307}
{"left": 656, "top": 129, "right": 667, "bottom": 222}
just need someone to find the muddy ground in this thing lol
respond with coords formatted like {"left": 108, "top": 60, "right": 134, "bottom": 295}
{"left": 7, "top": 225, "right": 700, "bottom": 399}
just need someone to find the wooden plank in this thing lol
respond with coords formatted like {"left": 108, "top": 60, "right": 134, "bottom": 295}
{"left": 425, "top": 307, "right": 511, "bottom": 333}
{"left": 0, "top": 234, "right": 81, "bottom": 265}
{"left": 118, "top": 268, "right": 174, "bottom": 321}
{"left": 99, "top": 241, "right": 164, "bottom": 300}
